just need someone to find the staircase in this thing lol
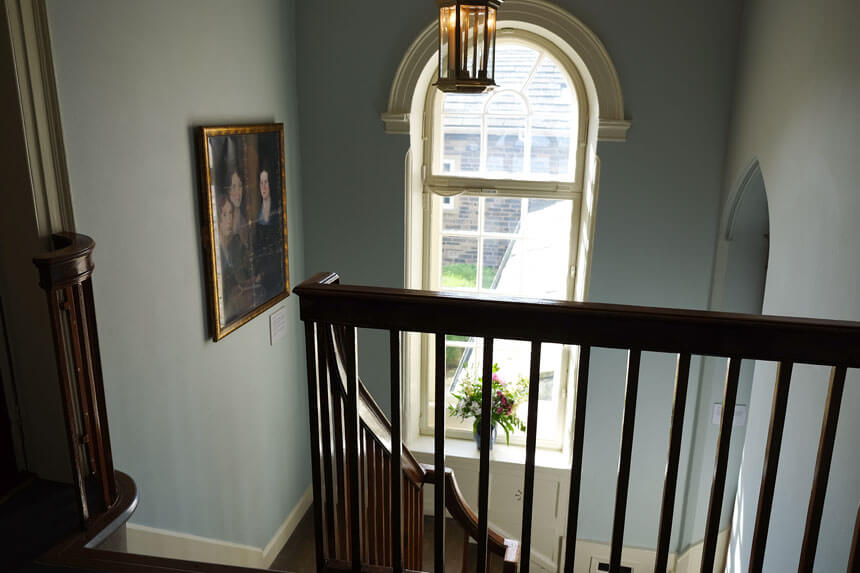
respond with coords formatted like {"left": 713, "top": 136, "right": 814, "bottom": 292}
{"left": 295, "top": 271, "right": 860, "bottom": 573}
{"left": 23, "top": 237, "right": 860, "bottom": 572}
{"left": 308, "top": 322, "right": 519, "bottom": 571}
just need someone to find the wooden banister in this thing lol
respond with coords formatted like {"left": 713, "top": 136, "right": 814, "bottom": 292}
{"left": 33, "top": 232, "right": 118, "bottom": 527}
{"left": 308, "top": 320, "right": 521, "bottom": 572}
{"left": 421, "top": 466, "right": 520, "bottom": 573}
{"left": 33, "top": 263, "right": 860, "bottom": 573}
{"left": 295, "top": 272, "right": 860, "bottom": 368}
{"left": 296, "top": 272, "right": 860, "bottom": 573}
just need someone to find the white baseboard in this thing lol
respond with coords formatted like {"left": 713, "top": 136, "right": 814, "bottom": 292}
{"left": 126, "top": 523, "right": 263, "bottom": 567}
{"left": 562, "top": 527, "right": 729, "bottom": 573}
{"left": 482, "top": 520, "right": 558, "bottom": 572}
{"left": 568, "top": 539, "right": 677, "bottom": 573}
{"left": 126, "top": 485, "right": 313, "bottom": 569}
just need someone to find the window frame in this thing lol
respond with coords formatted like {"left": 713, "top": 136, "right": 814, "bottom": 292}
{"left": 414, "top": 30, "right": 591, "bottom": 450}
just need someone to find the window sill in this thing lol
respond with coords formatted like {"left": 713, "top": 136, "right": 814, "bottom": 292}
{"left": 406, "top": 434, "right": 571, "bottom": 471}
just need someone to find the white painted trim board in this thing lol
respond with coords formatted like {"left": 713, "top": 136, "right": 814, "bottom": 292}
{"left": 125, "top": 485, "right": 312, "bottom": 569}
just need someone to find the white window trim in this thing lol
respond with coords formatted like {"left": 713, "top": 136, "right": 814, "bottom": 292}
{"left": 388, "top": 2, "right": 627, "bottom": 457}
{"left": 5, "top": 0, "right": 75, "bottom": 238}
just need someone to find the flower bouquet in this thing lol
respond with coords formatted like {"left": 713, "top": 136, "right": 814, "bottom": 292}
{"left": 447, "top": 363, "right": 528, "bottom": 446}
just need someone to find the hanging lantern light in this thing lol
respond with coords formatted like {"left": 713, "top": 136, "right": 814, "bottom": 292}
{"left": 435, "top": 0, "right": 502, "bottom": 93}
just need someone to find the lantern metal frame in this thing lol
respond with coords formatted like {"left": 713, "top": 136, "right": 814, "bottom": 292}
{"left": 435, "top": 0, "right": 503, "bottom": 93}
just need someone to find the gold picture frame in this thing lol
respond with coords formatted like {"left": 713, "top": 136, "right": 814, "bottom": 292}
{"left": 196, "top": 124, "right": 289, "bottom": 341}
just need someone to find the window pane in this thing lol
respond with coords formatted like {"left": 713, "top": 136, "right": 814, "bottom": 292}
{"left": 443, "top": 195, "right": 479, "bottom": 232}
{"left": 445, "top": 335, "right": 473, "bottom": 390}
{"left": 519, "top": 199, "right": 572, "bottom": 298}
{"left": 483, "top": 197, "right": 522, "bottom": 234}
{"left": 437, "top": 339, "right": 483, "bottom": 432}
{"left": 534, "top": 342, "right": 565, "bottom": 438}
{"left": 479, "top": 198, "right": 572, "bottom": 297}
{"left": 441, "top": 236, "right": 478, "bottom": 288}
{"left": 494, "top": 45, "right": 540, "bottom": 90}
{"left": 490, "top": 340, "right": 566, "bottom": 440}
{"left": 440, "top": 335, "right": 567, "bottom": 443}
{"left": 486, "top": 91, "right": 527, "bottom": 115}
{"left": 486, "top": 116, "right": 525, "bottom": 175}
{"left": 482, "top": 238, "right": 511, "bottom": 289}
{"left": 530, "top": 116, "right": 572, "bottom": 176}
{"left": 436, "top": 44, "right": 578, "bottom": 181}
{"left": 443, "top": 93, "right": 484, "bottom": 116}
{"left": 442, "top": 115, "right": 481, "bottom": 173}
{"left": 526, "top": 57, "right": 575, "bottom": 115}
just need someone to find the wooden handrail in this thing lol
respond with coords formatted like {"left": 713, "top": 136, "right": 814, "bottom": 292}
{"left": 324, "top": 322, "right": 520, "bottom": 570}
{"left": 296, "top": 271, "right": 860, "bottom": 573}
{"left": 295, "top": 271, "right": 860, "bottom": 368}
{"left": 33, "top": 232, "right": 97, "bottom": 289}
{"left": 421, "top": 466, "right": 519, "bottom": 572}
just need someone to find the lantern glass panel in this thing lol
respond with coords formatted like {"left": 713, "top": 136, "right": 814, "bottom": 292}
{"left": 476, "top": 9, "right": 487, "bottom": 78}
{"left": 436, "top": 1, "right": 500, "bottom": 91}
{"left": 457, "top": 6, "right": 471, "bottom": 78}
{"left": 468, "top": 7, "right": 479, "bottom": 79}
{"left": 439, "top": 6, "right": 456, "bottom": 80}
{"left": 487, "top": 7, "right": 497, "bottom": 78}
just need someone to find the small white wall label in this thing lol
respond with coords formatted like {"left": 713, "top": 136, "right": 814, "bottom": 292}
{"left": 269, "top": 306, "right": 288, "bottom": 345}
{"left": 712, "top": 403, "right": 748, "bottom": 426}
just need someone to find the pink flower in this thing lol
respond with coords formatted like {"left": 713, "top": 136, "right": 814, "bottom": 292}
{"left": 492, "top": 373, "right": 500, "bottom": 382}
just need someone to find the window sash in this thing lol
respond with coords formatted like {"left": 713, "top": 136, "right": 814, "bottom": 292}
{"left": 425, "top": 175, "right": 582, "bottom": 198}
{"left": 419, "top": 191, "right": 576, "bottom": 449}
{"left": 434, "top": 45, "right": 580, "bottom": 182}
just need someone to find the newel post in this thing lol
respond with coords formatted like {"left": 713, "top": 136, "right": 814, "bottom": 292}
{"left": 33, "top": 232, "right": 117, "bottom": 527}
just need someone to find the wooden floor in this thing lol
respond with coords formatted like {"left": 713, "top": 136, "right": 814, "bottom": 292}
{"left": 268, "top": 509, "right": 315, "bottom": 572}
{"left": 269, "top": 509, "right": 506, "bottom": 572}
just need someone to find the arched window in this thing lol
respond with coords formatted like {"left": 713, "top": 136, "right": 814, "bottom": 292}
{"left": 419, "top": 32, "right": 589, "bottom": 449}
{"left": 385, "top": 3, "right": 628, "bottom": 453}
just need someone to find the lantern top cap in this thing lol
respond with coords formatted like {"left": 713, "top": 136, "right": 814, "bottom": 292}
{"left": 436, "top": 0, "right": 503, "bottom": 8}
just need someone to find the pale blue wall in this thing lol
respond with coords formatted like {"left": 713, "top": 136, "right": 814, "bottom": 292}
{"left": 294, "top": 0, "right": 744, "bottom": 553}
{"left": 46, "top": 0, "right": 309, "bottom": 547}
{"left": 678, "top": 167, "right": 769, "bottom": 552}
{"left": 723, "top": 0, "right": 860, "bottom": 570}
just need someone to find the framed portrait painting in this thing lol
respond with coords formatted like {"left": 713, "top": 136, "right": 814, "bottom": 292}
{"left": 197, "top": 124, "right": 289, "bottom": 340}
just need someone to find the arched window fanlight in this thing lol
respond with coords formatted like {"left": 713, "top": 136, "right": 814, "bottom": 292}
{"left": 435, "top": 0, "right": 502, "bottom": 93}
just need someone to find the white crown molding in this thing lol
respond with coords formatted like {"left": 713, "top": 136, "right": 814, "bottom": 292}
{"left": 383, "top": 20, "right": 437, "bottom": 135}
{"left": 597, "top": 119, "right": 632, "bottom": 142}
{"left": 381, "top": 111, "right": 411, "bottom": 135}
{"left": 5, "top": 0, "right": 74, "bottom": 236}
{"left": 382, "top": 0, "right": 630, "bottom": 142}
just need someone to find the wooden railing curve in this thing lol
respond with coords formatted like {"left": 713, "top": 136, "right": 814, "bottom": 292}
{"left": 309, "top": 320, "right": 519, "bottom": 572}
{"left": 295, "top": 271, "right": 860, "bottom": 573}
